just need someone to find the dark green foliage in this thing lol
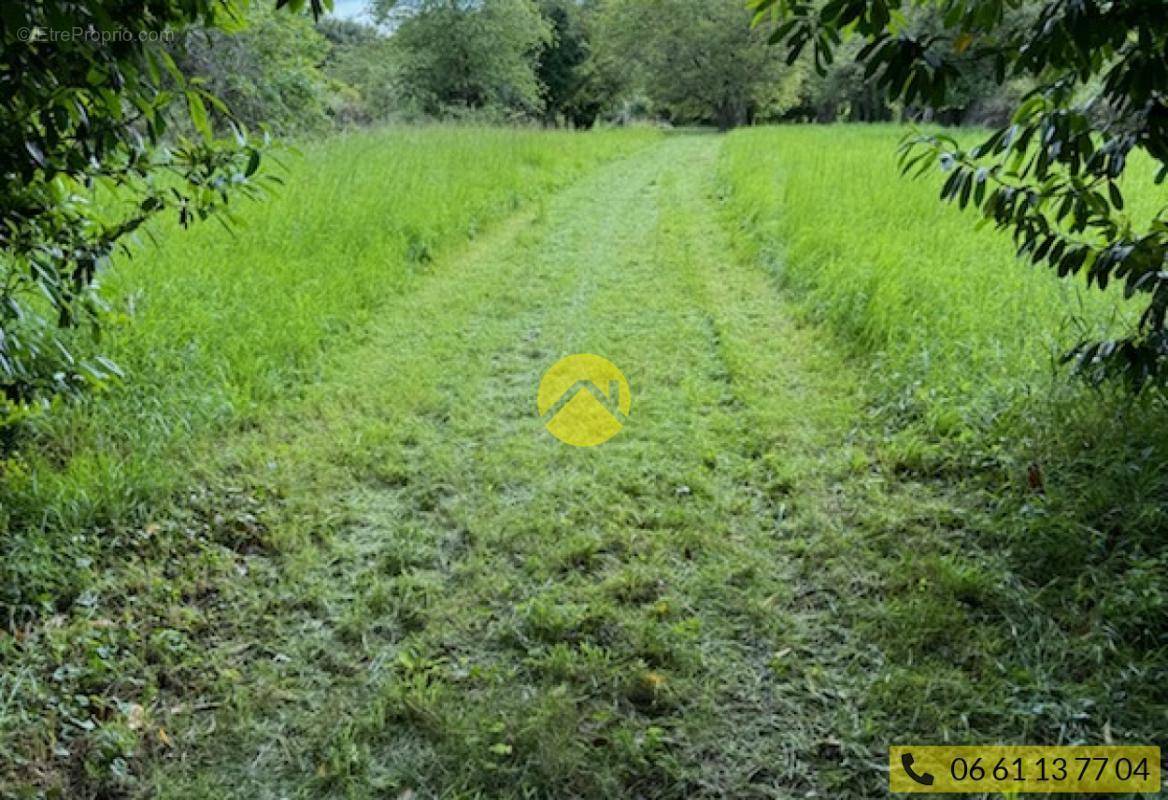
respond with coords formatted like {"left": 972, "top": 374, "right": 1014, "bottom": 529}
{"left": 752, "top": 0, "right": 1168, "bottom": 389}
{"left": 374, "top": 0, "right": 551, "bottom": 119}
{"left": 793, "top": 41, "right": 892, "bottom": 122}
{"left": 0, "top": 0, "right": 310, "bottom": 426}
{"left": 535, "top": 0, "right": 602, "bottom": 126}
{"left": 175, "top": 3, "right": 338, "bottom": 133}
{"left": 597, "top": 0, "right": 799, "bottom": 129}
{"left": 317, "top": 18, "right": 401, "bottom": 124}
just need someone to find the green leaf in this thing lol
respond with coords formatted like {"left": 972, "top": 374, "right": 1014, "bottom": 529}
{"left": 245, "top": 148, "right": 261, "bottom": 178}
{"left": 1107, "top": 181, "right": 1124, "bottom": 210}
{"left": 186, "top": 90, "right": 212, "bottom": 143}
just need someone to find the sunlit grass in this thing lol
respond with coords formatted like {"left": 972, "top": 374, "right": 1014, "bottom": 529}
{"left": 720, "top": 124, "right": 1168, "bottom": 767}
{"left": 0, "top": 125, "right": 657, "bottom": 611}
{"left": 2, "top": 124, "right": 1164, "bottom": 798}
{"left": 719, "top": 124, "right": 1159, "bottom": 430}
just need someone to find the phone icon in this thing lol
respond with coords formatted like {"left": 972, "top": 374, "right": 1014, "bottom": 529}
{"left": 901, "top": 753, "right": 935, "bottom": 786}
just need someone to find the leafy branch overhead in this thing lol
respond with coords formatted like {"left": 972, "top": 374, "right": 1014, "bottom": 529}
{"left": 0, "top": 0, "right": 322, "bottom": 424}
{"left": 752, "top": 0, "right": 1168, "bottom": 389}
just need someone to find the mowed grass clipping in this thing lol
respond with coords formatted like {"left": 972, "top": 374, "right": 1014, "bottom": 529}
{"left": 0, "top": 126, "right": 657, "bottom": 615}
{"left": 145, "top": 135, "right": 870, "bottom": 799}
{"left": 0, "top": 125, "right": 656, "bottom": 794}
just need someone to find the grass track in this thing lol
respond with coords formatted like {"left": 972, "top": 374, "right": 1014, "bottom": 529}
{"left": 4, "top": 130, "right": 1164, "bottom": 798}
{"left": 138, "top": 135, "right": 908, "bottom": 797}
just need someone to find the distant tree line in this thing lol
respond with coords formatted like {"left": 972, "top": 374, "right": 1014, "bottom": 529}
{"left": 174, "top": 0, "right": 1037, "bottom": 133}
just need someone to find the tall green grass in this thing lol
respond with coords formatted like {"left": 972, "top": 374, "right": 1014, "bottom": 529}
{"left": 0, "top": 125, "right": 656, "bottom": 615}
{"left": 719, "top": 125, "right": 1159, "bottom": 432}
{"left": 720, "top": 124, "right": 1168, "bottom": 749}
{"left": 719, "top": 122, "right": 1168, "bottom": 547}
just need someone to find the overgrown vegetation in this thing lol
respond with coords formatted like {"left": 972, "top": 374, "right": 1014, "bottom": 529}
{"left": 176, "top": 2, "right": 341, "bottom": 134}
{"left": 377, "top": 0, "right": 552, "bottom": 120}
{"left": 591, "top": 0, "right": 801, "bottom": 129}
{"left": 11, "top": 0, "right": 1151, "bottom": 422}
{"left": 6, "top": 124, "right": 1162, "bottom": 799}
{"left": 174, "top": 0, "right": 1043, "bottom": 130}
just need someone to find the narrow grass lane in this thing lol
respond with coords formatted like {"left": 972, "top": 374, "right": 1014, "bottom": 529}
{"left": 154, "top": 136, "right": 939, "bottom": 798}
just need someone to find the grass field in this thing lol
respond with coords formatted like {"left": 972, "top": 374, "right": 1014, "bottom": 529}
{"left": 1, "top": 125, "right": 1165, "bottom": 798}
{"left": 1, "top": 125, "right": 655, "bottom": 612}
{"left": 719, "top": 126, "right": 1168, "bottom": 631}
{"left": 719, "top": 125, "right": 1164, "bottom": 425}
{"left": 0, "top": 125, "right": 657, "bottom": 794}
{"left": 719, "top": 125, "right": 1168, "bottom": 786}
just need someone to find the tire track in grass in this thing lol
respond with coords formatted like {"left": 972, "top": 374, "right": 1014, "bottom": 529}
{"left": 156, "top": 136, "right": 898, "bottom": 799}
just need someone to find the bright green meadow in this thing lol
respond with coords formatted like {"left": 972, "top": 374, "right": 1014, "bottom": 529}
{"left": 1, "top": 125, "right": 1164, "bottom": 798}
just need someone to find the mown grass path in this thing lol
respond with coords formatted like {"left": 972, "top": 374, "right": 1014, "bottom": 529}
{"left": 155, "top": 135, "right": 932, "bottom": 798}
